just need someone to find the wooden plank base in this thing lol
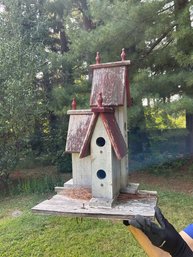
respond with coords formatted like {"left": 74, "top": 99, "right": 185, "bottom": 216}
{"left": 32, "top": 186, "right": 157, "bottom": 220}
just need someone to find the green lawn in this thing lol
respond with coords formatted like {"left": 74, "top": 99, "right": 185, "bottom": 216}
{"left": 1, "top": 184, "right": 193, "bottom": 257}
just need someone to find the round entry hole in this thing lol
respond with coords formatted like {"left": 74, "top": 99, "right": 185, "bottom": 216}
{"left": 97, "top": 169, "right": 106, "bottom": 179}
{"left": 96, "top": 137, "right": 106, "bottom": 147}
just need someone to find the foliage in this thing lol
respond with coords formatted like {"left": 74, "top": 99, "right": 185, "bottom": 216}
{"left": 0, "top": 165, "right": 72, "bottom": 197}
{"left": 56, "top": 153, "right": 72, "bottom": 173}
{"left": 145, "top": 108, "right": 186, "bottom": 129}
{"left": 0, "top": 144, "right": 19, "bottom": 189}
{"left": 0, "top": 0, "right": 48, "bottom": 180}
{"left": 146, "top": 156, "right": 191, "bottom": 176}
{"left": 1, "top": 175, "right": 63, "bottom": 197}
{"left": 129, "top": 128, "right": 188, "bottom": 171}
{"left": 0, "top": 0, "right": 192, "bottom": 176}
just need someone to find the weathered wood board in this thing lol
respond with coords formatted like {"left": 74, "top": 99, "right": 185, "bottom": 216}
{"left": 32, "top": 187, "right": 157, "bottom": 220}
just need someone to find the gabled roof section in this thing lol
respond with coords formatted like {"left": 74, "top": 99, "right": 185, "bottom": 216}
{"left": 79, "top": 107, "right": 127, "bottom": 160}
{"left": 79, "top": 112, "right": 98, "bottom": 158}
{"left": 90, "top": 61, "right": 131, "bottom": 107}
{"left": 100, "top": 112, "right": 127, "bottom": 160}
{"left": 65, "top": 110, "right": 92, "bottom": 153}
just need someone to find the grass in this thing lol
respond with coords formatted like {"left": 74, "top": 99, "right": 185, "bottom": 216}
{"left": 0, "top": 194, "right": 145, "bottom": 257}
{"left": 1, "top": 183, "right": 193, "bottom": 257}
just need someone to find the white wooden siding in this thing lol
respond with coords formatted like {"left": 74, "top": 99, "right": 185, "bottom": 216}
{"left": 72, "top": 153, "right": 91, "bottom": 186}
{"left": 91, "top": 117, "right": 121, "bottom": 199}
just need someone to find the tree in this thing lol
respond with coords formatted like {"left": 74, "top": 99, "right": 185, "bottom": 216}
{"left": 0, "top": 0, "right": 48, "bottom": 184}
{"left": 0, "top": 0, "right": 192, "bottom": 180}
{"left": 173, "top": 0, "right": 193, "bottom": 154}
{"left": 60, "top": 0, "right": 193, "bottom": 159}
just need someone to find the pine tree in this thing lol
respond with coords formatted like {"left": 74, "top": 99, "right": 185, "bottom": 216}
{"left": 1, "top": 0, "right": 192, "bottom": 175}
{"left": 174, "top": 0, "right": 193, "bottom": 154}
{"left": 59, "top": 0, "right": 193, "bottom": 158}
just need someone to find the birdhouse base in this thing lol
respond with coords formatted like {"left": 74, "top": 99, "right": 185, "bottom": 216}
{"left": 32, "top": 181, "right": 157, "bottom": 220}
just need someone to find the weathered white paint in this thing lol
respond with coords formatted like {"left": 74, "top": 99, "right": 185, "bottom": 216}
{"left": 90, "top": 117, "right": 121, "bottom": 204}
{"left": 32, "top": 189, "right": 157, "bottom": 220}
{"left": 115, "top": 93, "right": 129, "bottom": 189}
{"left": 112, "top": 148, "right": 121, "bottom": 197}
{"left": 72, "top": 153, "right": 91, "bottom": 186}
{"left": 67, "top": 109, "right": 91, "bottom": 115}
{"left": 120, "top": 183, "right": 140, "bottom": 194}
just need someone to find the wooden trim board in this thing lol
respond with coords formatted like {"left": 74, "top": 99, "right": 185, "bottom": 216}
{"left": 32, "top": 187, "right": 157, "bottom": 220}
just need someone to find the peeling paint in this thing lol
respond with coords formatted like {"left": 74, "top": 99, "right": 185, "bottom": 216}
{"left": 90, "top": 67, "right": 126, "bottom": 106}
{"left": 65, "top": 112, "right": 92, "bottom": 153}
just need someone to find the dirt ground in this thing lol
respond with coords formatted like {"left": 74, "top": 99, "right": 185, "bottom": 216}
{"left": 129, "top": 171, "right": 193, "bottom": 195}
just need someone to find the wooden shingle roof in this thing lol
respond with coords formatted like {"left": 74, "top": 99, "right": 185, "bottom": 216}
{"left": 65, "top": 106, "right": 127, "bottom": 160}
{"left": 65, "top": 56, "right": 130, "bottom": 159}
{"left": 65, "top": 110, "right": 92, "bottom": 153}
{"left": 90, "top": 61, "right": 131, "bottom": 107}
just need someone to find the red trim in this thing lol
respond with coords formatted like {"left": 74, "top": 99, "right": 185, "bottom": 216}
{"left": 100, "top": 113, "right": 127, "bottom": 160}
{"left": 125, "top": 66, "right": 132, "bottom": 107}
{"left": 79, "top": 113, "right": 98, "bottom": 158}
{"left": 91, "top": 107, "right": 114, "bottom": 113}
{"left": 79, "top": 112, "right": 127, "bottom": 160}
{"left": 90, "top": 60, "right": 130, "bottom": 69}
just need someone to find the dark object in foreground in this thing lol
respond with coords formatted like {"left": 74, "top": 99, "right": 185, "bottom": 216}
{"left": 124, "top": 207, "right": 193, "bottom": 257}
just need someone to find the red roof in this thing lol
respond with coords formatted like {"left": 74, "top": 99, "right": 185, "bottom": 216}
{"left": 90, "top": 61, "right": 131, "bottom": 107}
{"left": 65, "top": 110, "right": 92, "bottom": 153}
{"left": 65, "top": 60, "right": 130, "bottom": 158}
{"left": 79, "top": 107, "right": 127, "bottom": 160}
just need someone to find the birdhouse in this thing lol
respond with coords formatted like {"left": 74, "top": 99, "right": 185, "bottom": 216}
{"left": 32, "top": 50, "right": 157, "bottom": 219}
{"left": 65, "top": 50, "right": 131, "bottom": 207}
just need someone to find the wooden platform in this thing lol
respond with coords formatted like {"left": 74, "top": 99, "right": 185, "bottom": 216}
{"left": 32, "top": 186, "right": 157, "bottom": 220}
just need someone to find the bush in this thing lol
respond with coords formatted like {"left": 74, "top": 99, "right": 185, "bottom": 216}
{"left": 0, "top": 175, "right": 65, "bottom": 198}
{"left": 56, "top": 153, "right": 72, "bottom": 173}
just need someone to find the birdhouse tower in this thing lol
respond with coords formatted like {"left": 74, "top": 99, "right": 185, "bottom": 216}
{"left": 90, "top": 49, "right": 131, "bottom": 190}
{"left": 65, "top": 49, "right": 131, "bottom": 208}
{"left": 32, "top": 50, "right": 157, "bottom": 220}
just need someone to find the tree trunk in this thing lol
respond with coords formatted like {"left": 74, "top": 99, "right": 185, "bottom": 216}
{"left": 174, "top": 0, "right": 193, "bottom": 155}
{"left": 60, "top": 27, "right": 69, "bottom": 54}
{"left": 76, "top": 0, "right": 95, "bottom": 30}
{"left": 186, "top": 113, "right": 193, "bottom": 155}
{"left": 174, "top": 0, "right": 189, "bottom": 13}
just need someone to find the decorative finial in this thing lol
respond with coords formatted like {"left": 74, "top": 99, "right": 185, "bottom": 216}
{"left": 72, "top": 98, "right": 77, "bottom": 110}
{"left": 97, "top": 92, "right": 103, "bottom": 107}
{"left": 121, "top": 48, "right": 126, "bottom": 61}
{"left": 95, "top": 52, "right": 100, "bottom": 64}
